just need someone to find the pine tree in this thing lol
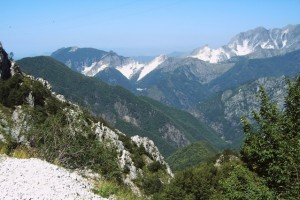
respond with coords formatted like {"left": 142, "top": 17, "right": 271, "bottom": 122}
{"left": 241, "top": 75, "right": 300, "bottom": 198}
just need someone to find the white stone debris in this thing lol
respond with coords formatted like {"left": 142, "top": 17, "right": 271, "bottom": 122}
{"left": 0, "top": 155, "right": 107, "bottom": 200}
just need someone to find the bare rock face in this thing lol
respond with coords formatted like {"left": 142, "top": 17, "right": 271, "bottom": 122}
{"left": 95, "top": 123, "right": 141, "bottom": 196}
{"left": 200, "top": 76, "right": 288, "bottom": 142}
{"left": 0, "top": 42, "right": 12, "bottom": 80}
{"left": 11, "top": 106, "right": 30, "bottom": 143}
{"left": 159, "top": 123, "right": 190, "bottom": 148}
{"left": 95, "top": 123, "right": 174, "bottom": 195}
{"left": 114, "top": 101, "right": 140, "bottom": 127}
{"left": 131, "top": 135, "right": 174, "bottom": 177}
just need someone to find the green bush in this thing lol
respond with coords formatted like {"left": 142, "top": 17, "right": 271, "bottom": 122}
{"left": 12, "top": 146, "right": 37, "bottom": 159}
{"left": 159, "top": 161, "right": 274, "bottom": 200}
{"left": 93, "top": 180, "right": 142, "bottom": 200}
{"left": 0, "top": 75, "right": 51, "bottom": 108}
{"left": 218, "top": 164, "right": 274, "bottom": 200}
{"left": 26, "top": 112, "right": 122, "bottom": 182}
{"left": 0, "top": 74, "right": 30, "bottom": 107}
{"left": 30, "top": 81, "right": 51, "bottom": 106}
{"left": 148, "top": 161, "right": 165, "bottom": 173}
{"left": 140, "top": 175, "right": 163, "bottom": 195}
{"left": 132, "top": 152, "right": 145, "bottom": 169}
{"left": 0, "top": 142, "right": 9, "bottom": 154}
{"left": 159, "top": 163, "right": 218, "bottom": 200}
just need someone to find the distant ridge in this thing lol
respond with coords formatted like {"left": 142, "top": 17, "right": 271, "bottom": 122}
{"left": 188, "top": 24, "right": 300, "bottom": 63}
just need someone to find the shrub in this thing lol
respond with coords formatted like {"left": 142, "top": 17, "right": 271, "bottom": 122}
{"left": 12, "top": 146, "right": 37, "bottom": 159}
{"left": 132, "top": 152, "right": 145, "bottom": 169}
{"left": 140, "top": 175, "right": 163, "bottom": 195}
{"left": 148, "top": 161, "right": 165, "bottom": 173}
{"left": 93, "top": 180, "right": 142, "bottom": 200}
{"left": 218, "top": 164, "right": 274, "bottom": 200}
{"left": 159, "top": 164, "right": 218, "bottom": 200}
{"left": 0, "top": 142, "right": 9, "bottom": 154}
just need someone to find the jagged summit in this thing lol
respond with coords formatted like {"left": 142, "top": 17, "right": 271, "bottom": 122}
{"left": 188, "top": 24, "right": 300, "bottom": 63}
{"left": 51, "top": 47, "right": 144, "bottom": 80}
{"left": 137, "top": 54, "right": 168, "bottom": 81}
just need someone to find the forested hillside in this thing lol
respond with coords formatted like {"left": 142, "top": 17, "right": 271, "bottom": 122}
{"left": 18, "top": 56, "right": 226, "bottom": 156}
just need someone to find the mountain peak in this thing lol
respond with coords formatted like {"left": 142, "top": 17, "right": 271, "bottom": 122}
{"left": 51, "top": 47, "right": 167, "bottom": 82}
{"left": 68, "top": 46, "right": 78, "bottom": 52}
{"left": 156, "top": 54, "right": 168, "bottom": 62}
{"left": 188, "top": 45, "right": 229, "bottom": 63}
{"left": 137, "top": 54, "right": 168, "bottom": 81}
{"left": 188, "top": 24, "right": 300, "bottom": 63}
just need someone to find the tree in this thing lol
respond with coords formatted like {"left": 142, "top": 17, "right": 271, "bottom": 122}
{"left": 218, "top": 164, "right": 274, "bottom": 200}
{"left": 241, "top": 75, "right": 300, "bottom": 198}
{"left": 9, "top": 52, "right": 14, "bottom": 60}
{"left": 158, "top": 163, "right": 219, "bottom": 200}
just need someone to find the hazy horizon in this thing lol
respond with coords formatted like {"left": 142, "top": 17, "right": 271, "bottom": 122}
{"left": 1, "top": 0, "right": 300, "bottom": 58}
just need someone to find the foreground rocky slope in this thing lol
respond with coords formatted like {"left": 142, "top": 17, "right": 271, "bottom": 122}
{"left": 0, "top": 44, "right": 172, "bottom": 198}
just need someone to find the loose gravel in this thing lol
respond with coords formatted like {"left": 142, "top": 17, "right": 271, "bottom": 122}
{"left": 0, "top": 156, "right": 107, "bottom": 200}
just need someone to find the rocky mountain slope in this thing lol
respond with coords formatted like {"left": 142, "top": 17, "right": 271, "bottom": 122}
{"left": 130, "top": 50, "right": 299, "bottom": 148}
{"left": 0, "top": 44, "right": 173, "bottom": 198}
{"left": 51, "top": 47, "right": 144, "bottom": 92}
{"left": 51, "top": 47, "right": 108, "bottom": 73}
{"left": 207, "top": 49, "right": 300, "bottom": 93}
{"left": 198, "top": 76, "right": 288, "bottom": 147}
{"left": 136, "top": 48, "right": 300, "bottom": 116}
{"left": 136, "top": 57, "right": 234, "bottom": 109}
{"left": 51, "top": 47, "right": 169, "bottom": 83}
{"left": 188, "top": 24, "right": 300, "bottom": 63}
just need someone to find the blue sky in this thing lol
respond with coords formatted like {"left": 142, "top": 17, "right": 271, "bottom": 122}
{"left": 1, "top": 0, "right": 300, "bottom": 58}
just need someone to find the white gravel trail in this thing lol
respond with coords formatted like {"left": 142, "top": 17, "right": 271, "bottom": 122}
{"left": 0, "top": 156, "right": 107, "bottom": 200}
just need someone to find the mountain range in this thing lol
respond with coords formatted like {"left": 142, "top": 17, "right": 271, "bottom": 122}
{"left": 51, "top": 24, "right": 300, "bottom": 87}
{"left": 51, "top": 47, "right": 169, "bottom": 84}
{"left": 2, "top": 34, "right": 298, "bottom": 198}
{"left": 189, "top": 24, "right": 300, "bottom": 63}
{"left": 49, "top": 24, "right": 300, "bottom": 148}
